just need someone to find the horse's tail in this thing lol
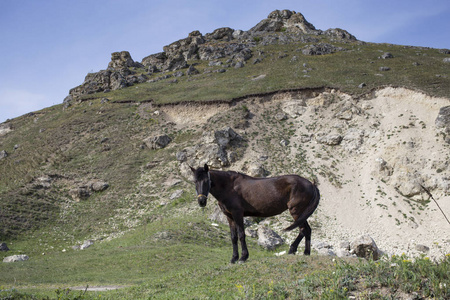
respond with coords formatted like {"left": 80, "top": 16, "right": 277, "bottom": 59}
{"left": 284, "top": 182, "right": 320, "bottom": 231}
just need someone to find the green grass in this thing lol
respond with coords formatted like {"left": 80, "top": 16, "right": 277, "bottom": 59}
{"left": 1, "top": 213, "right": 449, "bottom": 299}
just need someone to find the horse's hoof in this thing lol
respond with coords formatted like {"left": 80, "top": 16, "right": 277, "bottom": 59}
{"left": 230, "top": 257, "right": 239, "bottom": 264}
{"left": 304, "top": 250, "right": 310, "bottom": 256}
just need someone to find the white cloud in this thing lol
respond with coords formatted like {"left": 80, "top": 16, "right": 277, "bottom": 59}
{"left": 0, "top": 89, "right": 48, "bottom": 123}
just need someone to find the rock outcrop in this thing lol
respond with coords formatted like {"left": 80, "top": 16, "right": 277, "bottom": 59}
{"left": 64, "top": 9, "right": 356, "bottom": 102}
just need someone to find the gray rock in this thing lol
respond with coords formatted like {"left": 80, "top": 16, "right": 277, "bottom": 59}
{"left": 275, "top": 112, "right": 288, "bottom": 121}
{"left": 0, "top": 123, "right": 13, "bottom": 136}
{"left": 248, "top": 163, "right": 267, "bottom": 178}
{"left": 169, "top": 189, "right": 183, "bottom": 200}
{"left": 358, "top": 83, "right": 366, "bottom": 88}
{"left": 3, "top": 255, "right": 29, "bottom": 263}
{"left": 187, "top": 65, "right": 200, "bottom": 75}
{"left": 108, "top": 51, "right": 141, "bottom": 70}
{"left": 257, "top": 226, "right": 284, "bottom": 250}
{"left": 70, "top": 186, "right": 91, "bottom": 201}
{"left": 80, "top": 240, "right": 94, "bottom": 250}
{"left": 435, "top": 106, "right": 450, "bottom": 135}
{"left": 144, "top": 135, "right": 172, "bottom": 149}
{"left": 316, "top": 133, "right": 343, "bottom": 145}
{"left": 245, "top": 228, "right": 258, "bottom": 238}
{"left": 336, "top": 248, "right": 351, "bottom": 257}
{"left": 415, "top": 244, "right": 430, "bottom": 253}
{"left": 324, "top": 28, "right": 357, "bottom": 41}
{"left": 317, "top": 248, "right": 336, "bottom": 256}
{"left": 209, "top": 206, "right": 228, "bottom": 225}
{"left": 90, "top": 181, "right": 109, "bottom": 192}
{"left": 0, "top": 242, "right": 9, "bottom": 251}
{"left": 350, "top": 234, "right": 380, "bottom": 260}
{"left": 249, "top": 10, "right": 317, "bottom": 34}
{"left": 379, "top": 66, "right": 391, "bottom": 71}
{"left": 302, "top": 43, "right": 344, "bottom": 56}
{"left": 176, "top": 150, "right": 188, "bottom": 162}
{"left": 0, "top": 150, "right": 8, "bottom": 160}
{"left": 381, "top": 52, "right": 394, "bottom": 59}
{"left": 442, "top": 57, "right": 450, "bottom": 63}
{"left": 214, "top": 127, "right": 241, "bottom": 147}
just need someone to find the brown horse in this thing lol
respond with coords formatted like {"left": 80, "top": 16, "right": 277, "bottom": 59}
{"left": 190, "top": 164, "right": 320, "bottom": 263}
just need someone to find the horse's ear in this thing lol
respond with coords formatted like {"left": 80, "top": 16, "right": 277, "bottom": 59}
{"left": 189, "top": 165, "right": 196, "bottom": 173}
{"left": 204, "top": 164, "right": 209, "bottom": 172}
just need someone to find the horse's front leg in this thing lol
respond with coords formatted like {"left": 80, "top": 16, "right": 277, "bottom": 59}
{"left": 227, "top": 217, "right": 239, "bottom": 264}
{"left": 234, "top": 214, "right": 249, "bottom": 263}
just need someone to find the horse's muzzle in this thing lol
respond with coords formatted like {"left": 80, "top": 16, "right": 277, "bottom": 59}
{"left": 197, "top": 195, "right": 207, "bottom": 207}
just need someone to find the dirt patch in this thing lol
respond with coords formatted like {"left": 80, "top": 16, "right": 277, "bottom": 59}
{"left": 71, "top": 285, "right": 128, "bottom": 292}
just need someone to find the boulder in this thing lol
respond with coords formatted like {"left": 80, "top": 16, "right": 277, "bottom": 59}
{"left": 89, "top": 181, "right": 109, "bottom": 192}
{"left": 0, "top": 150, "right": 7, "bottom": 160}
{"left": 415, "top": 244, "right": 430, "bottom": 253}
{"left": 257, "top": 226, "right": 284, "bottom": 250}
{"left": 248, "top": 163, "right": 268, "bottom": 178}
{"left": 0, "top": 242, "right": 9, "bottom": 251}
{"left": 315, "top": 132, "right": 343, "bottom": 145}
{"left": 0, "top": 123, "right": 12, "bottom": 136}
{"left": 350, "top": 235, "right": 380, "bottom": 260}
{"left": 144, "top": 135, "right": 172, "bottom": 149}
{"left": 381, "top": 52, "right": 394, "bottom": 59}
{"left": 3, "top": 255, "right": 29, "bottom": 263}
{"left": 214, "top": 127, "right": 242, "bottom": 147}
{"left": 69, "top": 186, "right": 91, "bottom": 201}
{"left": 281, "top": 100, "right": 307, "bottom": 118}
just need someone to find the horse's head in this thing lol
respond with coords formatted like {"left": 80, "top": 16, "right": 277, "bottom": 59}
{"left": 190, "top": 164, "right": 211, "bottom": 207}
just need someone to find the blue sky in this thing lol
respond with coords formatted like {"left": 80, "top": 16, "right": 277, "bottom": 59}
{"left": 1, "top": 0, "right": 449, "bottom": 123}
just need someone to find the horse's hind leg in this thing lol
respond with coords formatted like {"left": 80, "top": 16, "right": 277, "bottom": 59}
{"left": 288, "top": 222, "right": 305, "bottom": 255}
{"left": 288, "top": 221, "right": 311, "bottom": 255}
{"left": 302, "top": 221, "right": 312, "bottom": 255}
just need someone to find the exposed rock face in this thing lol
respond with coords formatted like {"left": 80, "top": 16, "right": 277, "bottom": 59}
{"left": 178, "top": 127, "right": 244, "bottom": 169}
{"left": 436, "top": 105, "right": 450, "bottom": 143}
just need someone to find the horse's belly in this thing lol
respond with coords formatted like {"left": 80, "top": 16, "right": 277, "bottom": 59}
{"left": 243, "top": 198, "right": 288, "bottom": 217}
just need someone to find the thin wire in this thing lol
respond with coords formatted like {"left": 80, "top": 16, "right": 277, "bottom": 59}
{"left": 420, "top": 184, "right": 450, "bottom": 225}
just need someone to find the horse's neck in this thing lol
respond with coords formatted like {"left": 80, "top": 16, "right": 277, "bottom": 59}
{"left": 210, "top": 170, "right": 236, "bottom": 196}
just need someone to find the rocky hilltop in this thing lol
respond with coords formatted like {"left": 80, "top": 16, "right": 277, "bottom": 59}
{"left": 65, "top": 10, "right": 355, "bottom": 103}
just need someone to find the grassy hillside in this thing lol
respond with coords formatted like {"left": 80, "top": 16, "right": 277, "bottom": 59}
{"left": 82, "top": 41, "right": 450, "bottom": 103}
{"left": 1, "top": 25, "right": 449, "bottom": 299}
